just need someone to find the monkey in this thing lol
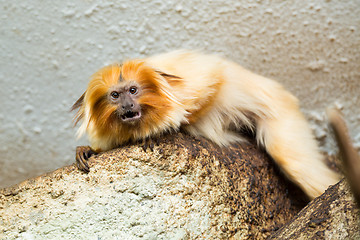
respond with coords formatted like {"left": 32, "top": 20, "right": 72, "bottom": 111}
{"left": 327, "top": 108, "right": 360, "bottom": 207}
{"left": 72, "top": 50, "right": 340, "bottom": 199}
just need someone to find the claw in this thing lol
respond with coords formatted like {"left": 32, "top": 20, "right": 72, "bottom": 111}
{"left": 75, "top": 146, "right": 97, "bottom": 173}
{"left": 142, "top": 141, "right": 148, "bottom": 152}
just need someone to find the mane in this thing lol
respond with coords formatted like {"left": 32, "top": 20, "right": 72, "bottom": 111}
{"left": 72, "top": 61, "right": 188, "bottom": 143}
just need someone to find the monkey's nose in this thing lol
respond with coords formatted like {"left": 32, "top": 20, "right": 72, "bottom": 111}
{"left": 122, "top": 103, "right": 134, "bottom": 110}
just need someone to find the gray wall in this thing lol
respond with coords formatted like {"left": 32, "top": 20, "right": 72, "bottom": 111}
{"left": 1, "top": 0, "right": 359, "bottom": 188}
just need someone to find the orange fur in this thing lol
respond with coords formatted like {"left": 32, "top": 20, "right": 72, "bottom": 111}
{"left": 73, "top": 50, "right": 340, "bottom": 199}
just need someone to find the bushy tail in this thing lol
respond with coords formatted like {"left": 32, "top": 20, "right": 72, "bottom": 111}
{"left": 327, "top": 108, "right": 360, "bottom": 206}
{"left": 257, "top": 110, "right": 340, "bottom": 199}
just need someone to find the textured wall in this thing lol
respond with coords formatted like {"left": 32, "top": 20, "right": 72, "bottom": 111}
{"left": 0, "top": 0, "right": 359, "bottom": 188}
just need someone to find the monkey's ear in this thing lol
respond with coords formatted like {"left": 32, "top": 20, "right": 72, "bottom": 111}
{"left": 71, "top": 91, "right": 86, "bottom": 112}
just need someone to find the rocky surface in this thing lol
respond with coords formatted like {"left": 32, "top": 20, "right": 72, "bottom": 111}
{"left": 270, "top": 179, "right": 360, "bottom": 239}
{"left": 0, "top": 133, "right": 307, "bottom": 239}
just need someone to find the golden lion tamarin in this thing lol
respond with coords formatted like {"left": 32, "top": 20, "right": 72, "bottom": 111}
{"left": 72, "top": 50, "right": 340, "bottom": 199}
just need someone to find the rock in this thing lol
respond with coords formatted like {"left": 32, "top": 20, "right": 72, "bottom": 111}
{"left": 269, "top": 179, "right": 360, "bottom": 239}
{"left": 0, "top": 133, "right": 307, "bottom": 239}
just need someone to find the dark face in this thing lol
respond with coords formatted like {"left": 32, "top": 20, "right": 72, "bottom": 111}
{"left": 108, "top": 82, "right": 142, "bottom": 123}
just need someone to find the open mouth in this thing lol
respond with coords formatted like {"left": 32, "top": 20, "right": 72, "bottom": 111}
{"left": 121, "top": 110, "right": 141, "bottom": 122}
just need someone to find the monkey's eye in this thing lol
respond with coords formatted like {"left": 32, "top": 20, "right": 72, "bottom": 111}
{"left": 129, "top": 87, "right": 137, "bottom": 94}
{"left": 110, "top": 91, "right": 119, "bottom": 99}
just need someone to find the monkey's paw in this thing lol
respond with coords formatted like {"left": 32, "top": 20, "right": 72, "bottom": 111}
{"left": 75, "top": 146, "right": 97, "bottom": 173}
{"left": 140, "top": 137, "right": 159, "bottom": 152}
